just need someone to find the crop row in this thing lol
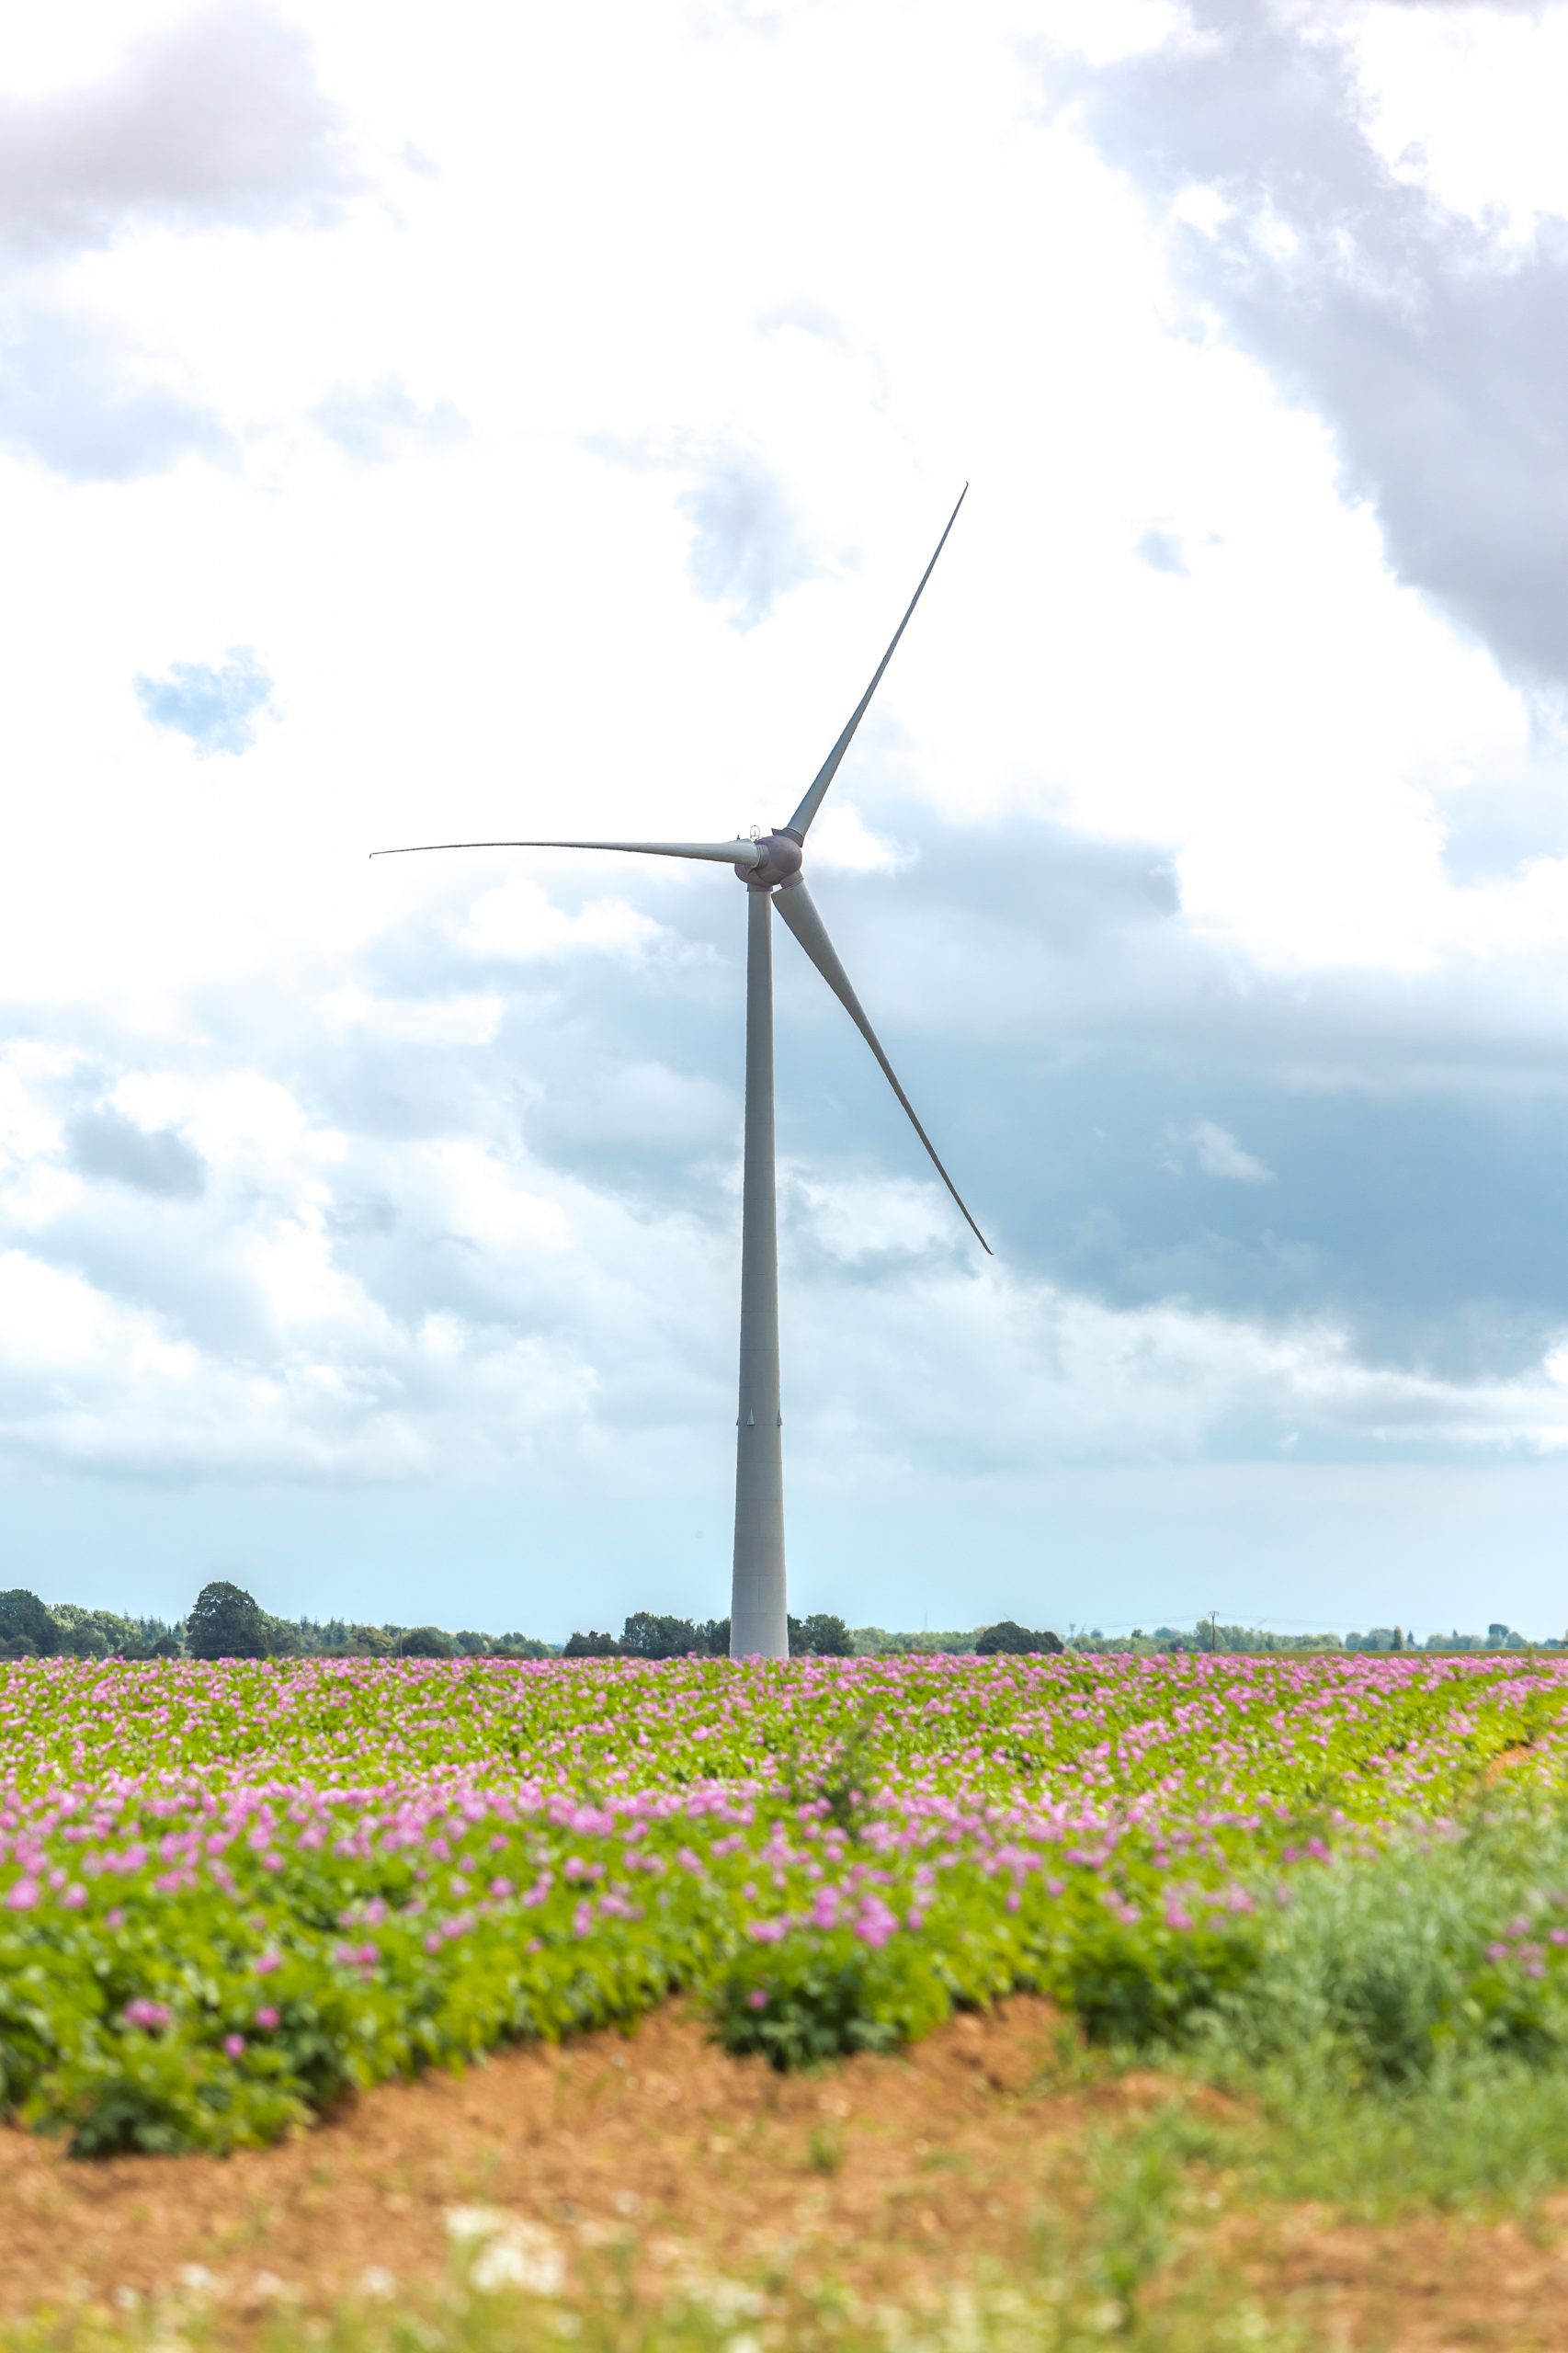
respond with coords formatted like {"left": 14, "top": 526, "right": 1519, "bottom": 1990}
{"left": 2, "top": 1652, "right": 1566, "bottom": 2154}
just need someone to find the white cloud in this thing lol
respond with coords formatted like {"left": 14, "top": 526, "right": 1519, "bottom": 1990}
{"left": 321, "top": 986, "right": 504, "bottom": 1046}
{"left": 0, "top": 4, "right": 358, "bottom": 256}
{"left": 807, "top": 802, "right": 914, "bottom": 874}
{"left": 1185, "top": 1118, "right": 1275, "bottom": 1185}
{"left": 455, "top": 876, "right": 669, "bottom": 964}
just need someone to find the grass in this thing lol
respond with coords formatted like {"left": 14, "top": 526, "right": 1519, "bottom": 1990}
{"left": 1161, "top": 1798, "right": 1568, "bottom": 2216}
{"left": 0, "top": 2172, "right": 1318, "bottom": 2353}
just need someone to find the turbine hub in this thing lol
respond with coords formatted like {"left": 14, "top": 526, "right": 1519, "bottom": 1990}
{"left": 738, "top": 828, "right": 804, "bottom": 890}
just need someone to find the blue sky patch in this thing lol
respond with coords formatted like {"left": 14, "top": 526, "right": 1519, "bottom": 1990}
{"left": 134, "top": 645, "right": 276, "bottom": 757}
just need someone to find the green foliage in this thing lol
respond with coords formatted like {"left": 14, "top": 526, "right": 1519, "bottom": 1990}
{"left": 713, "top": 1931, "right": 950, "bottom": 2068}
{"left": 1203, "top": 1807, "right": 1568, "bottom": 2085}
{"left": 186, "top": 1580, "right": 267, "bottom": 1660}
{"left": 848, "top": 1625, "right": 980, "bottom": 1655}
{"left": 397, "top": 1626, "right": 456, "bottom": 1657}
{"left": 45, "top": 1608, "right": 107, "bottom": 1659}
{"left": 618, "top": 1613, "right": 733, "bottom": 1658}
{"left": 1051, "top": 1908, "right": 1262, "bottom": 2046}
{"left": 563, "top": 1629, "right": 620, "bottom": 1656}
{"left": 790, "top": 1612, "right": 854, "bottom": 1656}
{"left": 976, "top": 1620, "right": 1063, "bottom": 1655}
{"left": 48, "top": 1604, "right": 184, "bottom": 1659}
{"left": 340, "top": 1624, "right": 396, "bottom": 1655}
{"left": 621, "top": 1612, "right": 700, "bottom": 1658}
{"left": 48, "top": 2029, "right": 311, "bottom": 2157}
{"left": 0, "top": 1590, "right": 59, "bottom": 1658}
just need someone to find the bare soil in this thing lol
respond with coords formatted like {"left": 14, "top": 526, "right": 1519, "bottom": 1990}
{"left": 4, "top": 2001, "right": 1567, "bottom": 2347}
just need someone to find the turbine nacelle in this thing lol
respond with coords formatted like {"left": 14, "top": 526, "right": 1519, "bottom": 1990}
{"left": 737, "top": 829, "right": 804, "bottom": 891}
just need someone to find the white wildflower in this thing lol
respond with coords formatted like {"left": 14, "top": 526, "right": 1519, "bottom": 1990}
{"left": 444, "top": 2204, "right": 509, "bottom": 2246}
{"left": 472, "top": 2225, "right": 565, "bottom": 2298}
{"left": 677, "top": 2277, "right": 766, "bottom": 2325}
{"left": 442, "top": 2207, "right": 566, "bottom": 2298}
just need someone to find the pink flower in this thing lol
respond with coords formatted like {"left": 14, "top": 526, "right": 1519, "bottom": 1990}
{"left": 223, "top": 2034, "right": 246, "bottom": 2058}
{"left": 121, "top": 1998, "right": 172, "bottom": 2031}
{"left": 6, "top": 1878, "right": 39, "bottom": 1911}
{"left": 252, "top": 1950, "right": 282, "bottom": 1975}
{"left": 854, "top": 1895, "right": 900, "bottom": 1950}
{"left": 255, "top": 2005, "right": 280, "bottom": 2030}
{"left": 746, "top": 1989, "right": 769, "bottom": 2011}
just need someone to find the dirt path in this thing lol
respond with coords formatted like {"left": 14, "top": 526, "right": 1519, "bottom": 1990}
{"left": 5, "top": 2002, "right": 1568, "bottom": 2347}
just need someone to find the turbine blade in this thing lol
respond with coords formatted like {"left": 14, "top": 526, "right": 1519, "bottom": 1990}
{"left": 786, "top": 484, "right": 968, "bottom": 839}
{"left": 773, "top": 880, "right": 990, "bottom": 1254}
{"left": 370, "top": 836, "right": 760, "bottom": 867}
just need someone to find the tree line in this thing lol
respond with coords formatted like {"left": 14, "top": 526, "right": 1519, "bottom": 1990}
{"left": 0, "top": 1584, "right": 555, "bottom": 1662}
{"left": 8, "top": 1584, "right": 1551, "bottom": 1662}
{"left": 0, "top": 1585, "right": 1068, "bottom": 1662}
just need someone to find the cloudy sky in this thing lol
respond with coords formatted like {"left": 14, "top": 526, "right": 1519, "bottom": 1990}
{"left": 5, "top": 0, "right": 1568, "bottom": 1642}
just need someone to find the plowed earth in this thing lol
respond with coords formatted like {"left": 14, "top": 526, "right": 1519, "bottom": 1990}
{"left": 6, "top": 2001, "right": 1568, "bottom": 2349}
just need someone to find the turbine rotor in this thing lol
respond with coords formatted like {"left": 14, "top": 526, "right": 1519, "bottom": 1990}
{"left": 737, "top": 829, "right": 804, "bottom": 890}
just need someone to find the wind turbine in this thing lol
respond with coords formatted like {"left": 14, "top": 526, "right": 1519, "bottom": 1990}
{"left": 373, "top": 487, "right": 987, "bottom": 1659}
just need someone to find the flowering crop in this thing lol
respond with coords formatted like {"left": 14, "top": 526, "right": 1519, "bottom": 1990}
{"left": 2, "top": 1651, "right": 1565, "bottom": 2153}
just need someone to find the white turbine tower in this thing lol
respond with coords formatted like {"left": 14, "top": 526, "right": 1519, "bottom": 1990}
{"left": 375, "top": 488, "right": 987, "bottom": 1659}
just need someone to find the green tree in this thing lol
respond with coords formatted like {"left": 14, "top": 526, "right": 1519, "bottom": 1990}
{"left": 563, "top": 1630, "right": 620, "bottom": 1657}
{"left": 975, "top": 1620, "right": 1063, "bottom": 1655}
{"left": 186, "top": 1581, "right": 267, "bottom": 1660}
{"left": 789, "top": 1613, "right": 853, "bottom": 1657}
{"left": 0, "top": 1589, "right": 61, "bottom": 1658}
{"left": 48, "top": 1605, "right": 110, "bottom": 1658}
{"left": 341, "top": 1624, "right": 395, "bottom": 1656}
{"left": 620, "top": 1612, "right": 702, "bottom": 1658}
{"left": 396, "top": 1626, "right": 455, "bottom": 1657}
